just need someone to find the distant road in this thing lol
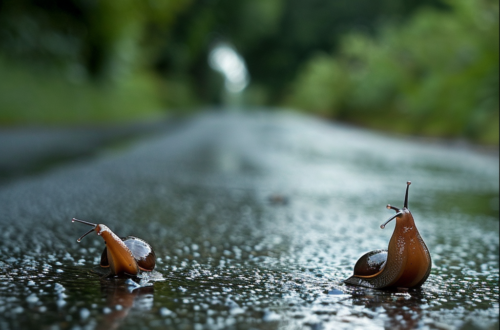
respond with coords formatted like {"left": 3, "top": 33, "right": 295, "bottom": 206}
{"left": 0, "top": 118, "right": 178, "bottom": 181}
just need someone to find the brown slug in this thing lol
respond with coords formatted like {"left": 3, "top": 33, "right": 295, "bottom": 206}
{"left": 344, "top": 182, "right": 431, "bottom": 289}
{"left": 72, "top": 218, "right": 156, "bottom": 277}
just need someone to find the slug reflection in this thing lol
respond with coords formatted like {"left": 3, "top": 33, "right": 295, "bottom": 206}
{"left": 96, "top": 279, "right": 154, "bottom": 330}
{"left": 347, "top": 288, "right": 426, "bottom": 330}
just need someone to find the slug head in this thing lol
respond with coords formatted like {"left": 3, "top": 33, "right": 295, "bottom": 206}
{"left": 380, "top": 181, "right": 411, "bottom": 229}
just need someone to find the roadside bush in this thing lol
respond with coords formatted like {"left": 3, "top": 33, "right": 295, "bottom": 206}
{"left": 286, "top": 0, "right": 499, "bottom": 144}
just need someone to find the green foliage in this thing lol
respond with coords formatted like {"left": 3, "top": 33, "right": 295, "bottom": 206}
{"left": 153, "top": 0, "right": 286, "bottom": 105}
{"left": 286, "top": 0, "right": 499, "bottom": 144}
{"left": 0, "top": 57, "right": 164, "bottom": 125}
{"left": 152, "top": 0, "right": 444, "bottom": 105}
{"left": 0, "top": 0, "right": 195, "bottom": 124}
{"left": 1, "top": 0, "right": 493, "bottom": 145}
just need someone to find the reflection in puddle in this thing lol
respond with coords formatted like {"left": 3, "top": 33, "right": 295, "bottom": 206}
{"left": 324, "top": 288, "right": 426, "bottom": 330}
{"left": 97, "top": 278, "right": 154, "bottom": 330}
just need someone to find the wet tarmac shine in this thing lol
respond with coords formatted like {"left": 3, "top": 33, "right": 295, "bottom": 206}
{"left": 0, "top": 112, "right": 498, "bottom": 329}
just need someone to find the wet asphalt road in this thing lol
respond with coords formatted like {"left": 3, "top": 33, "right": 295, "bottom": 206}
{"left": 0, "top": 111, "right": 498, "bottom": 330}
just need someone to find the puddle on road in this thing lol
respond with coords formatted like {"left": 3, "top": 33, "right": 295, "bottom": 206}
{"left": 0, "top": 113, "right": 498, "bottom": 329}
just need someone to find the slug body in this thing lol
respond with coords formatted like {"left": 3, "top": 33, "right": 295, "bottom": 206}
{"left": 72, "top": 219, "right": 155, "bottom": 277}
{"left": 344, "top": 182, "right": 431, "bottom": 289}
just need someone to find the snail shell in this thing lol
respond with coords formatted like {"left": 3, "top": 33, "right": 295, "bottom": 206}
{"left": 352, "top": 249, "right": 388, "bottom": 276}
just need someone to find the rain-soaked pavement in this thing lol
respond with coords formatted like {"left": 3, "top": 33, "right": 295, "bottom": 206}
{"left": 0, "top": 112, "right": 498, "bottom": 330}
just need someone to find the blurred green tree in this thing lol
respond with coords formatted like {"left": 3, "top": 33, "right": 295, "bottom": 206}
{"left": 3, "top": 0, "right": 493, "bottom": 147}
{"left": 155, "top": 0, "right": 445, "bottom": 104}
{"left": 0, "top": 0, "right": 193, "bottom": 124}
{"left": 285, "top": 0, "right": 499, "bottom": 144}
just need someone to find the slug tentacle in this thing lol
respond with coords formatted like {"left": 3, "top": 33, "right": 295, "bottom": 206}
{"left": 404, "top": 181, "right": 411, "bottom": 208}
{"left": 72, "top": 218, "right": 98, "bottom": 242}
{"left": 380, "top": 212, "right": 403, "bottom": 229}
{"left": 72, "top": 218, "right": 97, "bottom": 227}
{"left": 76, "top": 228, "right": 96, "bottom": 242}
{"left": 386, "top": 204, "right": 400, "bottom": 212}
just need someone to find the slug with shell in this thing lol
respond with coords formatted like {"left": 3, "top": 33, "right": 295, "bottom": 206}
{"left": 72, "top": 218, "right": 156, "bottom": 277}
{"left": 344, "top": 182, "right": 431, "bottom": 289}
